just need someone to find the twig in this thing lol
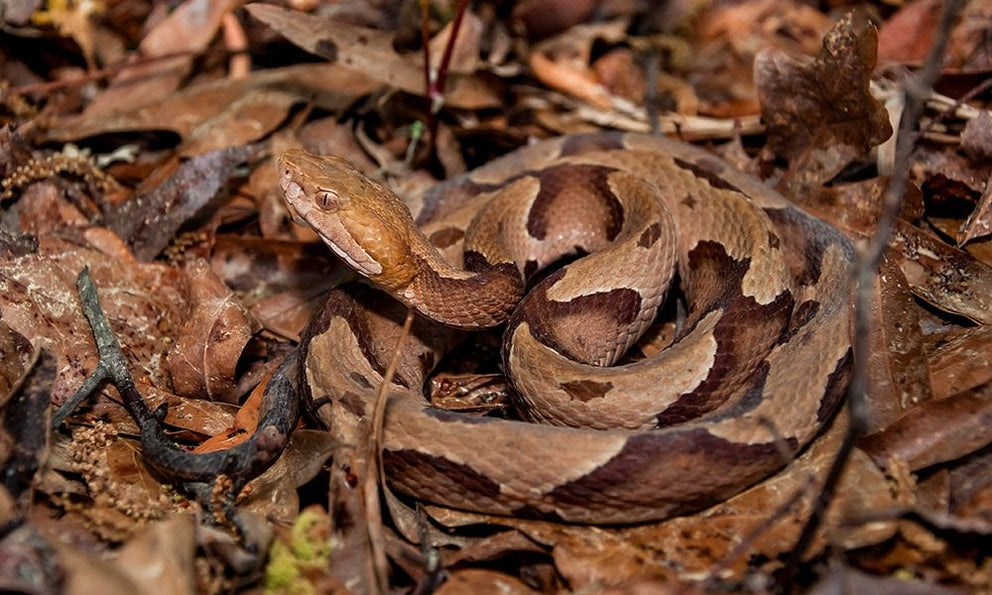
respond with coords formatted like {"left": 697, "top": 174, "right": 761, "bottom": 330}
{"left": 431, "top": 0, "right": 470, "bottom": 112}
{"left": 780, "top": 2, "right": 965, "bottom": 589}
{"left": 418, "top": 0, "right": 470, "bottom": 154}
{"left": 364, "top": 307, "right": 416, "bottom": 591}
{"left": 55, "top": 268, "right": 300, "bottom": 529}
{"left": 10, "top": 50, "right": 200, "bottom": 97}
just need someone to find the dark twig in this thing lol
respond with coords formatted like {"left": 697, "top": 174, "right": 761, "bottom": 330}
{"left": 780, "top": 2, "right": 965, "bottom": 589}
{"left": 56, "top": 268, "right": 300, "bottom": 528}
{"left": 418, "top": 0, "right": 470, "bottom": 154}
{"left": 431, "top": 0, "right": 470, "bottom": 111}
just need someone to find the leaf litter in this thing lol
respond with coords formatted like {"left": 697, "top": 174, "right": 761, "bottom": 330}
{"left": 0, "top": 0, "right": 990, "bottom": 592}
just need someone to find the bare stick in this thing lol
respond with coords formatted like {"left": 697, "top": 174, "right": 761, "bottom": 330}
{"left": 364, "top": 307, "right": 416, "bottom": 591}
{"left": 781, "top": 2, "right": 965, "bottom": 588}
{"left": 418, "top": 0, "right": 470, "bottom": 153}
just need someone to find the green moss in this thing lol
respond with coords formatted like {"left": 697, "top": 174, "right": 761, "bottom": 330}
{"left": 263, "top": 508, "right": 332, "bottom": 595}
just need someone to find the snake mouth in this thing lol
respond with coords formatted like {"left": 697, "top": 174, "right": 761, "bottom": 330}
{"left": 311, "top": 218, "right": 383, "bottom": 277}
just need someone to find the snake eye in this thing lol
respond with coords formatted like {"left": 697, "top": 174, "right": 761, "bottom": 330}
{"left": 315, "top": 189, "right": 340, "bottom": 211}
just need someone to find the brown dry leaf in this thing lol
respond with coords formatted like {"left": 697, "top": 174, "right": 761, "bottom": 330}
{"left": 194, "top": 373, "right": 267, "bottom": 452}
{"left": 864, "top": 253, "right": 933, "bottom": 432}
{"left": 50, "top": 516, "right": 195, "bottom": 595}
{"left": 49, "top": 64, "right": 378, "bottom": 156}
{"left": 0, "top": 524, "right": 62, "bottom": 593}
{"left": 808, "top": 561, "right": 968, "bottom": 595}
{"left": 859, "top": 383, "right": 992, "bottom": 472}
{"left": 112, "top": 515, "right": 196, "bottom": 595}
{"left": 0, "top": 334, "right": 54, "bottom": 504}
{"left": 755, "top": 12, "right": 892, "bottom": 199}
{"left": 169, "top": 259, "right": 259, "bottom": 404}
{"left": 697, "top": 0, "right": 832, "bottom": 58}
{"left": 927, "top": 325, "right": 992, "bottom": 400}
{"left": 950, "top": 448, "right": 992, "bottom": 517}
{"left": 878, "top": 0, "right": 990, "bottom": 71}
{"left": 108, "top": 145, "right": 257, "bottom": 261}
{"left": 693, "top": 0, "right": 834, "bottom": 117}
{"left": 0, "top": 243, "right": 184, "bottom": 405}
{"left": 877, "top": 0, "right": 945, "bottom": 66}
{"left": 0, "top": 320, "right": 34, "bottom": 405}
{"left": 529, "top": 20, "right": 630, "bottom": 111}
{"left": 805, "top": 178, "right": 925, "bottom": 237}
{"left": 7, "top": 181, "right": 93, "bottom": 238}
{"left": 209, "top": 236, "right": 351, "bottom": 341}
{"left": 890, "top": 219, "right": 992, "bottom": 324}
{"left": 958, "top": 178, "right": 992, "bottom": 246}
{"left": 295, "top": 117, "right": 378, "bottom": 171}
{"left": 81, "top": 0, "right": 240, "bottom": 120}
{"left": 54, "top": 540, "right": 143, "bottom": 595}
{"left": 30, "top": 0, "right": 103, "bottom": 69}
{"left": 427, "top": 9, "right": 483, "bottom": 75}
{"left": 55, "top": 422, "right": 175, "bottom": 542}
{"left": 912, "top": 144, "right": 991, "bottom": 199}
{"left": 436, "top": 569, "right": 539, "bottom": 594}
{"left": 2, "top": 0, "right": 41, "bottom": 26}
{"left": 245, "top": 3, "right": 502, "bottom": 110}
{"left": 961, "top": 109, "right": 992, "bottom": 160}
{"left": 512, "top": 0, "right": 597, "bottom": 40}
{"left": 439, "top": 529, "right": 548, "bottom": 568}
{"left": 139, "top": 381, "right": 237, "bottom": 439}
{"left": 239, "top": 429, "right": 336, "bottom": 523}
{"left": 104, "top": 430, "right": 171, "bottom": 505}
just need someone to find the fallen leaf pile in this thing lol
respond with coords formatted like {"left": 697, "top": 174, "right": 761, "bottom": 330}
{"left": 0, "top": 0, "right": 989, "bottom": 593}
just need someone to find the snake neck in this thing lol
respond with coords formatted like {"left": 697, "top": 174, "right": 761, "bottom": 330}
{"left": 397, "top": 241, "right": 524, "bottom": 330}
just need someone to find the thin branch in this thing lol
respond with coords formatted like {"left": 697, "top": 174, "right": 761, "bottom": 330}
{"left": 364, "top": 307, "right": 416, "bottom": 591}
{"left": 418, "top": 0, "right": 470, "bottom": 154}
{"left": 781, "top": 2, "right": 965, "bottom": 589}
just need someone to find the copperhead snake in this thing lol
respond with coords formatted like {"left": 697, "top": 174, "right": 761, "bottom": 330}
{"left": 278, "top": 132, "right": 854, "bottom": 524}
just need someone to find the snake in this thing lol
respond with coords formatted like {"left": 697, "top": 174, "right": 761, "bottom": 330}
{"left": 278, "top": 132, "right": 854, "bottom": 524}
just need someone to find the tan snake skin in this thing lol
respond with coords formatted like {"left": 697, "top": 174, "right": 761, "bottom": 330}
{"left": 279, "top": 132, "right": 854, "bottom": 524}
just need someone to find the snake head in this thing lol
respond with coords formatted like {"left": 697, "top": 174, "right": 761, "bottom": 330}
{"left": 277, "top": 148, "right": 420, "bottom": 291}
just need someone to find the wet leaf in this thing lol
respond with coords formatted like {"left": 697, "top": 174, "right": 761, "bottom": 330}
{"left": 927, "top": 325, "right": 992, "bottom": 400}
{"left": 864, "top": 253, "right": 933, "bottom": 432}
{"left": 890, "top": 219, "right": 992, "bottom": 323}
{"left": 859, "top": 384, "right": 992, "bottom": 471}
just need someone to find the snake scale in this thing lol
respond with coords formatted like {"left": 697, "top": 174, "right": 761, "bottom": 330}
{"left": 278, "top": 132, "right": 854, "bottom": 524}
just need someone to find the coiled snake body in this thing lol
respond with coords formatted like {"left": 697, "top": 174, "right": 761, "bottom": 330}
{"left": 279, "top": 132, "right": 854, "bottom": 524}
